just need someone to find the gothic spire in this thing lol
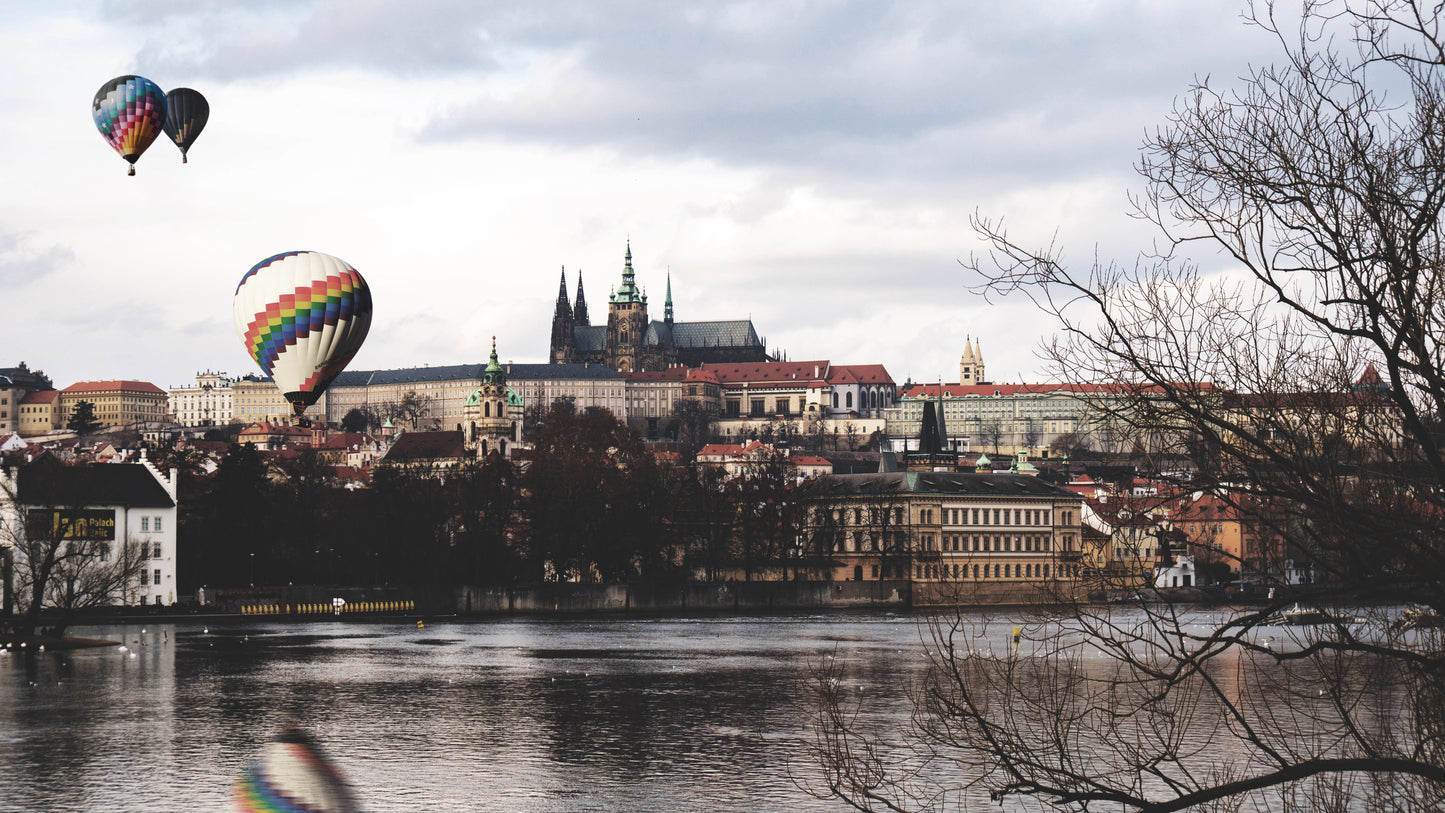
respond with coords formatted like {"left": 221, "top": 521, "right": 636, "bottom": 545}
{"left": 554, "top": 266, "right": 571, "bottom": 318}
{"left": 665, "top": 270, "right": 674, "bottom": 324}
{"left": 574, "top": 270, "right": 590, "bottom": 325}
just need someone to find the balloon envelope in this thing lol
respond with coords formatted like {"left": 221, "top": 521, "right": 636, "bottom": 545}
{"left": 234, "top": 251, "right": 373, "bottom": 418}
{"left": 232, "top": 722, "right": 360, "bottom": 813}
{"left": 92, "top": 75, "right": 167, "bottom": 174}
{"left": 162, "top": 87, "right": 209, "bottom": 162}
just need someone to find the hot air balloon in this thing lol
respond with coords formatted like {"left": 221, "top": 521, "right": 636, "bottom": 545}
{"left": 234, "top": 251, "right": 373, "bottom": 422}
{"left": 162, "top": 87, "right": 209, "bottom": 163}
{"left": 92, "top": 75, "right": 168, "bottom": 176}
{"left": 232, "top": 721, "right": 360, "bottom": 813}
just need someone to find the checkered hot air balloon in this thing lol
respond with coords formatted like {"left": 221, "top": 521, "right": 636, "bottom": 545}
{"left": 91, "top": 75, "right": 168, "bottom": 176}
{"left": 162, "top": 87, "right": 209, "bottom": 163}
{"left": 232, "top": 721, "right": 361, "bottom": 813}
{"left": 234, "top": 251, "right": 373, "bottom": 422}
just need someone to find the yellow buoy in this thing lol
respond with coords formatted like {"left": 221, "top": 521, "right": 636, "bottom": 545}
{"left": 417, "top": 620, "right": 424, "bottom": 629}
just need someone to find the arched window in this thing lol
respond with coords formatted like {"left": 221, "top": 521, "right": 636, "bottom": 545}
{"left": 484, "top": 402, "right": 491, "bottom": 417}
{"left": 832, "top": 392, "right": 839, "bottom": 408}
{"left": 846, "top": 392, "right": 853, "bottom": 408}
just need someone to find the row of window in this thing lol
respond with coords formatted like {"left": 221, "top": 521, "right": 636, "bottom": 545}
{"left": 817, "top": 506, "right": 1074, "bottom": 528}
{"left": 938, "top": 507, "right": 1062, "bottom": 527}
{"left": 936, "top": 534, "right": 1055, "bottom": 553}
{"left": 140, "top": 516, "right": 164, "bottom": 532}
{"left": 916, "top": 562, "right": 1084, "bottom": 580}
{"left": 139, "top": 568, "right": 162, "bottom": 585}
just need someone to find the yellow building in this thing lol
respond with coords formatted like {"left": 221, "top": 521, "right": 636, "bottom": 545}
{"left": 16, "top": 390, "right": 59, "bottom": 437}
{"left": 800, "top": 471, "right": 1086, "bottom": 603}
{"left": 233, "top": 375, "right": 309, "bottom": 426}
{"left": 59, "top": 380, "right": 167, "bottom": 430}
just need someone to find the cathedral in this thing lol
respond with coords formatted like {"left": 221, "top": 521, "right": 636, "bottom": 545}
{"left": 549, "top": 242, "right": 773, "bottom": 372}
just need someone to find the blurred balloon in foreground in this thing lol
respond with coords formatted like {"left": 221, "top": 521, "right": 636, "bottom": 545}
{"left": 232, "top": 721, "right": 361, "bottom": 813}
{"left": 162, "top": 87, "right": 209, "bottom": 163}
{"left": 92, "top": 75, "right": 167, "bottom": 176}
{"left": 233, "top": 250, "right": 373, "bottom": 422}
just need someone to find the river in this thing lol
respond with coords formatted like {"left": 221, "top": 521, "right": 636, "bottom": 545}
{"left": 1, "top": 612, "right": 940, "bottom": 812}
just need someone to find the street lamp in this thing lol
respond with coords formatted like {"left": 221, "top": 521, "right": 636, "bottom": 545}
{"left": 249, "top": 552, "right": 255, "bottom": 587}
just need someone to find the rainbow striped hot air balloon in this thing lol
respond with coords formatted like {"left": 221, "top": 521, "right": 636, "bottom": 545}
{"left": 233, "top": 722, "right": 360, "bottom": 813}
{"left": 92, "top": 75, "right": 168, "bottom": 176}
{"left": 234, "top": 251, "right": 373, "bottom": 421}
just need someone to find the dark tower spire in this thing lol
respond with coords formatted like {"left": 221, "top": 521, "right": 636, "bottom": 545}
{"left": 554, "top": 266, "right": 571, "bottom": 317}
{"left": 664, "top": 269, "right": 674, "bottom": 325}
{"left": 574, "top": 270, "right": 590, "bottom": 325}
{"left": 550, "top": 266, "right": 576, "bottom": 363}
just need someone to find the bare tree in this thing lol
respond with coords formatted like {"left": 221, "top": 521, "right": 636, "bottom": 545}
{"left": 981, "top": 417, "right": 1005, "bottom": 456}
{"left": 814, "top": 2, "right": 1445, "bottom": 811}
{"left": 389, "top": 390, "right": 434, "bottom": 430}
{"left": 670, "top": 399, "right": 720, "bottom": 451}
{"left": 2, "top": 472, "right": 149, "bottom": 637}
{"left": 1021, "top": 419, "right": 1040, "bottom": 455}
{"left": 1049, "top": 430, "right": 1090, "bottom": 460}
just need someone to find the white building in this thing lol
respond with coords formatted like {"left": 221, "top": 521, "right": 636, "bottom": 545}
{"left": 168, "top": 370, "right": 235, "bottom": 427}
{"left": 1155, "top": 555, "right": 1197, "bottom": 589}
{"left": 0, "top": 455, "right": 179, "bottom": 608}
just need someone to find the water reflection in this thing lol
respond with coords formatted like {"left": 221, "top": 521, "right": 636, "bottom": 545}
{"left": 1, "top": 614, "right": 927, "bottom": 812}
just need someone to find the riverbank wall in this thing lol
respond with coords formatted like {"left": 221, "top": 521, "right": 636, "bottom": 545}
{"left": 200, "top": 581, "right": 913, "bottom": 615}
{"left": 453, "top": 580, "right": 910, "bottom": 613}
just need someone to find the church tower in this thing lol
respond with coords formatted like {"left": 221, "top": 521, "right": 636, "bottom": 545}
{"left": 607, "top": 241, "right": 649, "bottom": 372}
{"left": 550, "top": 267, "right": 575, "bottom": 364}
{"left": 959, "top": 338, "right": 986, "bottom": 385}
{"left": 465, "top": 337, "right": 517, "bottom": 457}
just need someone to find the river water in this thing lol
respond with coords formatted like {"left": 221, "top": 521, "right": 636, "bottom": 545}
{"left": 0, "top": 612, "right": 943, "bottom": 812}
{"left": 4, "top": 608, "right": 1420, "bottom": 812}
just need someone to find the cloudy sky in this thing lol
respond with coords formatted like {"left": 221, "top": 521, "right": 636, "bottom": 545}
{"left": 0, "top": 1, "right": 1280, "bottom": 393}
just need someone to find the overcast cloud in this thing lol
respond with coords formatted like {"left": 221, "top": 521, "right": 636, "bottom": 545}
{"left": 1, "top": 1, "right": 1279, "bottom": 392}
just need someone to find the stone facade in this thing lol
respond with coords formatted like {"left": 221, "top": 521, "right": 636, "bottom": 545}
{"left": 800, "top": 471, "right": 1086, "bottom": 594}
{"left": 59, "top": 380, "right": 168, "bottom": 430}
{"left": 168, "top": 371, "right": 235, "bottom": 427}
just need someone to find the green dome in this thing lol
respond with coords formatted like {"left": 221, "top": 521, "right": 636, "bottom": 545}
{"left": 482, "top": 336, "right": 506, "bottom": 385}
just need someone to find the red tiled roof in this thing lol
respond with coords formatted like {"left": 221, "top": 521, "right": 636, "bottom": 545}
{"left": 698, "top": 443, "right": 745, "bottom": 457}
{"left": 790, "top": 455, "right": 832, "bottom": 467}
{"left": 900, "top": 382, "right": 1218, "bottom": 399}
{"left": 61, "top": 380, "right": 166, "bottom": 395}
{"left": 19, "top": 390, "right": 58, "bottom": 404}
{"left": 697, "top": 360, "right": 832, "bottom": 384}
{"left": 333, "top": 465, "right": 370, "bottom": 482}
{"left": 314, "top": 432, "right": 374, "bottom": 450}
{"left": 828, "top": 364, "right": 894, "bottom": 386}
{"left": 1086, "top": 498, "right": 1162, "bottom": 527}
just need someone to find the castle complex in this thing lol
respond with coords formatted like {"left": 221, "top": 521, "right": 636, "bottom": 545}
{"left": 549, "top": 242, "right": 772, "bottom": 372}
